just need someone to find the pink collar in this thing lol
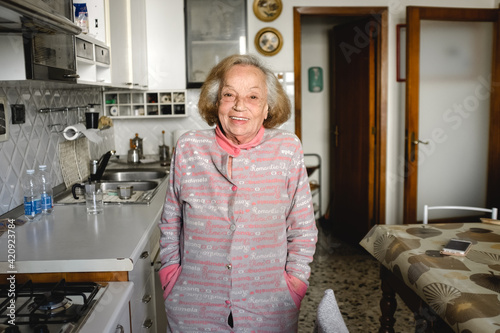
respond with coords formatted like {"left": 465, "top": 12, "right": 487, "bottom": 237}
{"left": 215, "top": 125, "right": 265, "bottom": 157}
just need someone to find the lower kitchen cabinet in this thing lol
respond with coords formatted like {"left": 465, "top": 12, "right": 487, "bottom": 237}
{"left": 129, "top": 227, "right": 162, "bottom": 332}
{"left": 153, "top": 244, "right": 168, "bottom": 332}
{"left": 115, "top": 302, "right": 132, "bottom": 333}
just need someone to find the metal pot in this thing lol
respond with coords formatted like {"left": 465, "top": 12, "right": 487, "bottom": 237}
{"left": 127, "top": 147, "right": 140, "bottom": 163}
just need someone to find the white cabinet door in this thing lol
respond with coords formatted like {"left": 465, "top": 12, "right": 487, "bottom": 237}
{"left": 153, "top": 249, "right": 168, "bottom": 333}
{"left": 108, "top": 0, "right": 148, "bottom": 89}
{"left": 108, "top": 0, "right": 132, "bottom": 88}
{"left": 131, "top": 0, "right": 148, "bottom": 89}
{"left": 145, "top": 0, "right": 186, "bottom": 90}
{"left": 115, "top": 302, "right": 132, "bottom": 333}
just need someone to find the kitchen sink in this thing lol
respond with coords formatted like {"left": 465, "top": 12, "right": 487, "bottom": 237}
{"left": 101, "top": 168, "right": 167, "bottom": 181}
{"left": 100, "top": 180, "right": 158, "bottom": 191}
{"left": 53, "top": 167, "right": 169, "bottom": 205}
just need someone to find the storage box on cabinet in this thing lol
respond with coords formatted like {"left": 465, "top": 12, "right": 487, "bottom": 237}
{"left": 104, "top": 91, "right": 187, "bottom": 118}
{"left": 76, "top": 35, "right": 111, "bottom": 85}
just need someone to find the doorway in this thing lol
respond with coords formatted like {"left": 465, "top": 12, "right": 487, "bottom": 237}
{"left": 294, "top": 7, "right": 388, "bottom": 244}
{"left": 403, "top": 6, "right": 500, "bottom": 224}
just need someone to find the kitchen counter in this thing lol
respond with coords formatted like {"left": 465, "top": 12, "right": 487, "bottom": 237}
{"left": 0, "top": 161, "right": 168, "bottom": 275}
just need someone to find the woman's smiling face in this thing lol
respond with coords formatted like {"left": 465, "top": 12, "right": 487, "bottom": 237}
{"left": 218, "top": 64, "right": 269, "bottom": 145}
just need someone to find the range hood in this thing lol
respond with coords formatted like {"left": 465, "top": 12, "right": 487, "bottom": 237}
{"left": 0, "top": 0, "right": 82, "bottom": 34}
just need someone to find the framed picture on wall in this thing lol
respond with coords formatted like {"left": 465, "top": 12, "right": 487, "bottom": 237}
{"left": 254, "top": 27, "right": 283, "bottom": 56}
{"left": 253, "top": 0, "right": 282, "bottom": 22}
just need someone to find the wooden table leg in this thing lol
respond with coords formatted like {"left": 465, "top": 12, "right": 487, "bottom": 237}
{"left": 379, "top": 266, "right": 397, "bottom": 333}
{"left": 378, "top": 265, "right": 454, "bottom": 333}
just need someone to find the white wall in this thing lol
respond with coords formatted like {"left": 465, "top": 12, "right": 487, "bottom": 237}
{"left": 244, "top": 0, "right": 497, "bottom": 224}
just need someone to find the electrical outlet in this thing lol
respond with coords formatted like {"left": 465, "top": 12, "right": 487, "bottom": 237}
{"left": 11, "top": 104, "right": 25, "bottom": 124}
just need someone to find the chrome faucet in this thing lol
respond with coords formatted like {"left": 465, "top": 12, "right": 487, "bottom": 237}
{"left": 90, "top": 150, "right": 116, "bottom": 182}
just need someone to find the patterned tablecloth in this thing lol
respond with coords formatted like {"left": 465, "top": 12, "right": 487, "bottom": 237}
{"left": 360, "top": 223, "right": 500, "bottom": 333}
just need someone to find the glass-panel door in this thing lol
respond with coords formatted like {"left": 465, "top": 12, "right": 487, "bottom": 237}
{"left": 416, "top": 20, "right": 493, "bottom": 220}
{"left": 185, "top": 0, "right": 247, "bottom": 88}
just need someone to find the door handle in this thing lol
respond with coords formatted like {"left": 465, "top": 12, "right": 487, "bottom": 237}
{"left": 334, "top": 125, "right": 339, "bottom": 147}
{"left": 412, "top": 139, "right": 429, "bottom": 145}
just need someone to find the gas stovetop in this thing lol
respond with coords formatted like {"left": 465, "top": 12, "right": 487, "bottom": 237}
{"left": 0, "top": 279, "right": 107, "bottom": 333}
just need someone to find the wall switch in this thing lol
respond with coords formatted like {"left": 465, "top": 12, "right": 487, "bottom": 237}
{"left": 11, "top": 104, "right": 25, "bottom": 124}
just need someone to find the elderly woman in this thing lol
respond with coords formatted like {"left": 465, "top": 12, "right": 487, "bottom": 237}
{"left": 158, "top": 54, "right": 317, "bottom": 332}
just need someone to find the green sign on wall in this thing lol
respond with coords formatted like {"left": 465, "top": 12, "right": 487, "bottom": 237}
{"left": 308, "top": 67, "right": 323, "bottom": 92}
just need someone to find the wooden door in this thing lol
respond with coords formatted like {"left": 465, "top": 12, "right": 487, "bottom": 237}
{"left": 403, "top": 7, "right": 500, "bottom": 224}
{"left": 330, "top": 17, "right": 379, "bottom": 244}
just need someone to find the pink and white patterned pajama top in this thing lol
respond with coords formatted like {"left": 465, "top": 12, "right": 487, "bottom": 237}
{"left": 158, "top": 128, "right": 318, "bottom": 332}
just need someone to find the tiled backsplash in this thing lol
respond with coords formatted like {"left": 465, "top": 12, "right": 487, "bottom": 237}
{"left": 0, "top": 81, "right": 102, "bottom": 215}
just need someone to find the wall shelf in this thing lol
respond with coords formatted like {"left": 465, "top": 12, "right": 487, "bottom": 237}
{"left": 104, "top": 90, "right": 187, "bottom": 118}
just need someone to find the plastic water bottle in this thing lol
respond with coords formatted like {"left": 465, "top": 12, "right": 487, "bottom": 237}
{"left": 38, "top": 165, "right": 53, "bottom": 215}
{"left": 22, "top": 169, "right": 41, "bottom": 221}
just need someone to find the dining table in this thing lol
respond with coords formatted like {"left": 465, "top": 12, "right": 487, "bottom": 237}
{"left": 360, "top": 222, "right": 500, "bottom": 333}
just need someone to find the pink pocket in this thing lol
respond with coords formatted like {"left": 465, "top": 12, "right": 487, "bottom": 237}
{"left": 159, "top": 264, "right": 182, "bottom": 299}
{"left": 284, "top": 272, "right": 308, "bottom": 309}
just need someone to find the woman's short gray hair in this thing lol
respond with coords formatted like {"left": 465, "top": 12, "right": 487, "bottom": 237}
{"left": 198, "top": 54, "right": 291, "bottom": 128}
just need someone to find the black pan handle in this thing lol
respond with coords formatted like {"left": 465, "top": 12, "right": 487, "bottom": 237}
{"left": 72, "top": 183, "right": 85, "bottom": 199}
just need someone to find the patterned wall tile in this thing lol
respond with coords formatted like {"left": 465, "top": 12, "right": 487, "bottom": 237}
{"left": 0, "top": 81, "right": 102, "bottom": 216}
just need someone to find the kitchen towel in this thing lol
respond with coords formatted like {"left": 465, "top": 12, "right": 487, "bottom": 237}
{"left": 63, "top": 123, "right": 103, "bottom": 143}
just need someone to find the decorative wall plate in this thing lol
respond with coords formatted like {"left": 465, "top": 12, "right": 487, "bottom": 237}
{"left": 254, "top": 27, "right": 283, "bottom": 56}
{"left": 253, "top": 0, "right": 282, "bottom": 22}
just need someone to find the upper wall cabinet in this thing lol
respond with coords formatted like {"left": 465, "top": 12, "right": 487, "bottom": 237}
{"left": 185, "top": 0, "right": 247, "bottom": 88}
{"left": 108, "top": 0, "right": 149, "bottom": 89}
{"left": 73, "top": 0, "right": 111, "bottom": 85}
{"left": 74, "top": 0, "right": 107, "bottom": 44}
{"left": 145, "top": 0, "right": 186, "bottom": 90}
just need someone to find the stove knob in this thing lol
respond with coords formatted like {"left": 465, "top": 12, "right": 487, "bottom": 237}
{"left": 33, "top": 324, "right": 49, "bottom": 333}
{"left": 4, "top": 326, "right": 21, "bottom": 333}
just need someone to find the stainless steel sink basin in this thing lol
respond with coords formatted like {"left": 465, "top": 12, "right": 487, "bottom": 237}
{"left": 101, "top": 168, "right": 167, "bottom": 181}
{"left": 53, "top": 167, "right": 169, "bottom": 205}
{"left": 100, "top": 181, "right": 158, "bottom": 192}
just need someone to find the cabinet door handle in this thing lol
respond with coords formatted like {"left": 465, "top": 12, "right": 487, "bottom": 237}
{"left": 115, "top": 324, "right": 124, "bottom": 333}
{"left": 140, "top": 251, "right": 149, "bottom": 259}
{"left": 154, "top": 260, "right": 162, "bottom": 272}
{"left": 142, "top": 294, "right": 152, "bottom": 303}
{"left": 142, "top": 318, "right": 153, "bottom": 329}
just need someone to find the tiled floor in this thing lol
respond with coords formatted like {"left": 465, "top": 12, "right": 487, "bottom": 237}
{"left": 298, "top": 225, "right": 415, "bottom": 332}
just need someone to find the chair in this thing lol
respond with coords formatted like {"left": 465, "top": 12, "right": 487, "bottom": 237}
{"left": 423, "top": 205, "right": 498, "bottom": 224}
{"left": 313, "top": 289, "right": 349, "bottom": 333}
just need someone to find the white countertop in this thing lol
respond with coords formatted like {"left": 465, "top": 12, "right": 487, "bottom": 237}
{"left": 0, "top": 174, "right": 168, "bottom": 274}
